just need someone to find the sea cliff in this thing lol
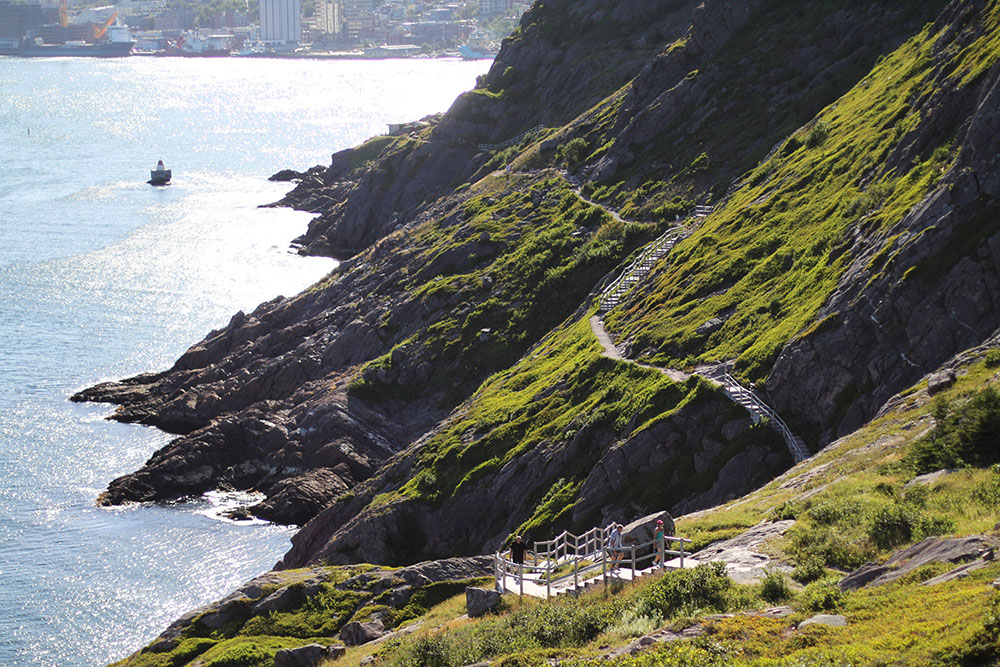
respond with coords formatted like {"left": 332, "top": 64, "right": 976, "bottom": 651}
{"left": 82, "top": 1, "right": 1000, "bottom": 662}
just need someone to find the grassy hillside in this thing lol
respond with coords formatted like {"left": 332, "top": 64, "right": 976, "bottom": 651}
{"left": 604, "top": 14, "right": 961, "bottom": 380}
{"left": 106, "top": 0, "right": 1000, "bottom": 662}
{"left": 329, "top": 349, "right": 1000, "bottom": 667}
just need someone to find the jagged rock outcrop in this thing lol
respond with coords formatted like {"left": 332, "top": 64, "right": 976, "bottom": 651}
{"left": 77, "top": 0, "right": 1000, "bottom": 570}
{"left": 767, "top": 0, "right": 1000, "bottom": 445}
{"left": 278, "top": 386, "right": 787, "bottom": 568}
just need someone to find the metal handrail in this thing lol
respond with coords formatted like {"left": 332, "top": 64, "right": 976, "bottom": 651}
{"left": 495, "top": 530, "right": 693, "bottom": 598}
{"left": 599, "top": 226, "right": 686, "bottom": 312}
{"left": 477, "top": 124, "right": 545, "bottom": 151}
{"left": 722, "top": 372, "right": 808, "bottom": 462}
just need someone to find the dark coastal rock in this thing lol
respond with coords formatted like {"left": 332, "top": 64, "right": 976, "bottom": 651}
{"left": 269, "top": 168, "right": 304, "bottom": 182}
{"left": 279, "top": 393, "right": 788, "bottom": 569}
{"left": 274, "top": 644, "right": 346, "bottom": 667}
{"left": 77, "top": 0, "right": 995, "bottom": 578}
{"left": 251, "top": 467, "right": 351, "bottom": 525}
{"left": 465, "top": 587, "right": 502, "bottom": 618}
{"left": 339, "top": 619, "right": 385, "bottom": 646}
{"left": 765, "top": 6, "right": 1000, "bottom": 445}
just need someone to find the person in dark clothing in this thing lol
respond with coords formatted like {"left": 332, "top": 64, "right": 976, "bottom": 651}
{"left": 511, "top": 535, "right": 526, "bottom": 565}
{"left": 510, "top": 535, "right": 527, "bottom": 582}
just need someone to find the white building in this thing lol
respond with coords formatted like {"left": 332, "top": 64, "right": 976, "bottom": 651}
{"left": 319, "top": 0, "right": 341, "bottom": 36}
{"left": 260, "top": 0, "right": 301, "bottom": 43}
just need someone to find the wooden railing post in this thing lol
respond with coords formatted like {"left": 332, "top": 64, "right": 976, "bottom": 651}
{"left": 495, "top": 553, "right": 500, "bottom": 592}
{"left": 631, "top": 544, "right": 636, "bottom": 573}
{"left": 679, "top": 538, "right": 685, "bottom": 568}
{"left": 519, "top": 563, "right": 524, "bottom": 596}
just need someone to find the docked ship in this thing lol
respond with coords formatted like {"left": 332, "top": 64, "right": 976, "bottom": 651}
{"left": 2, "top": 22, "right": 134, "bottom": 57}
{"left": 458, "top": 30, "right": 496, "bottom": 60}
{"left": 157, "top": 33, "right": 232, "bottom": 57}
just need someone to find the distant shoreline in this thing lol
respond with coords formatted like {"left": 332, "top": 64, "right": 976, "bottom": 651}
{"left": 131, "top": 52, "right": 492, "bottom": 61}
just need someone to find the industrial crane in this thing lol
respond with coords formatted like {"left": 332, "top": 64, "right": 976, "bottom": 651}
{"left": 95, "top": 12, "right": 117, "bottom": 39}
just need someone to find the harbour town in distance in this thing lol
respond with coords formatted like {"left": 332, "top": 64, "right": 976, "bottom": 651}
{"left": 0, "top": 0, "right": 525, "bottom": 58}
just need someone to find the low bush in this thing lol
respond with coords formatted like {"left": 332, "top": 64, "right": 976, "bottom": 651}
{"left": 801, "top": 580, "right": 844, "bottom": 612}
{"left": 760, "top": 568, "right": 792, "bottom": 604}
{"left": 792, "top": 555, "right": 828, "bottom": 584}
{"left": 637, "top": 562, "right": 737, "bottom": 618}
{"left": 907, "top": 386, "right": 1000, "bottom": 473}
{"left": 866, "top": 503, "right": 955, "bottom": 550}
{"left": 787, "top": 524, "right": 873, "bottom": 570}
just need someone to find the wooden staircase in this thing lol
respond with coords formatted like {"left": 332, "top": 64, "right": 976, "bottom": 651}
{"left": 702, "top": 365, "right": 809, "bottom": 463}
{"left": 494, "top": 527, "right": 692, "bottom": 599}
{"left": 599, "top": 226, "right": 687, "bottom": 312}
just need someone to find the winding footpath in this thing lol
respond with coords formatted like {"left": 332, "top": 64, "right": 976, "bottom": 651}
{"left": 578, "top": 187, "right": 810, "bottom": 463}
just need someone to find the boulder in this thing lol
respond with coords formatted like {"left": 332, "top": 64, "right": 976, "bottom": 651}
{"left": 798, "top": 614, "right": 847, "bottom": 629}
{"left": 466, "top": 587, "right": 502, "bottom": 618}
{"left": 251, "top": 580, "right": 324, "bottom": 615}
{"left": 273, "top": 643, "right": 345, "bottom": 667}
{"left": 339, "top": 619, "right": 386, "bottom": 646}
{"left": 927, "top": 370, "right": 957, "bottom": 395}
{"left": 621, "top": 510, "right": 676, "bottom": 543}
{"left": 618, "top": 510, "right": 678, "bottom": 567}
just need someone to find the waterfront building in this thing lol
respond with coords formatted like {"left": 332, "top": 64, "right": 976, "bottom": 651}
{"left": 260, "top": 0, "right": 301, "bottom": 43}
{"left": 0, "top": 1, "right": 43, "bottom": 42}
{"left": 318, "top": 0, "right": 341, "bottom": 37}
{"left": 479, "top": 0, "right": 512, "bottom": 16}
{"left": 341, "top": 0, "right": 374, "bottom": 40}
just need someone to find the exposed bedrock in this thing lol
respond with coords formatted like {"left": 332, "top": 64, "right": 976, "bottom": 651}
{"left": 275, "top": 0, "right": 698, "bottom": 260}
{"left": 279, "top": 389, "right": 788, "bottom": 568}
{"left": 767, "top": 37, "right": 1000, "bottom": 446}
{"left": 96, "top": 392, "right": 402, "bottom": 525}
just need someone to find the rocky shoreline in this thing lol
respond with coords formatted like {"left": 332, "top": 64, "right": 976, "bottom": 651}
{"left": 75, "top": 0, "right": 1000, "bottom": 572}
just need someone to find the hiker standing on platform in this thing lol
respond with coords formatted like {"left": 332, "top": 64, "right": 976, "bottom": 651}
{"left": 607, "top": 523, "right": 623, "bottom": 569}
{"left": 511, "top": 535, "right": 526, "bottom": 579}
{"left": 653, "top": 519, "right": 666, "bottom": 567}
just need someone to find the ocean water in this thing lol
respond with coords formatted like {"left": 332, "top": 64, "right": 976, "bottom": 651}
{"left": 0, "top": 56, "right": 490, "bottom": 666}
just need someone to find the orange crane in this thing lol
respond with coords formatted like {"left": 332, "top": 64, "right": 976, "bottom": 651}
{"left": 95, "top": 12, "right": 117, "bottom": 39}
{"left": 58, "top": 0, "right": 67, "bottom": 27}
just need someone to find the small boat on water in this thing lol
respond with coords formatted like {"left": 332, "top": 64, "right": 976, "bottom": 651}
{"left": 149, "top": 159, "right": 171, "bottom": 186}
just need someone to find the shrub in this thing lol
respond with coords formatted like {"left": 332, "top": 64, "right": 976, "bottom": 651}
{"left": 985, "top": 349, "right": 1000, "bottom": 368}
{"left": 807, "top": 500, "right": 866, "bottom": 525}
{"left": 601, "top": 604, "right": 665, "bottom": 642}
{"left": 760, "top": 568, "right": 792, "bottom": 604}
{"left": 788, "top": 524, "right": 873, "bottom": 570}
{"left": 792, "top": 555, "right": 828, "bottom": 584}
{"left": 557, "top": 138, "right": 590, "bottom": 169}
{"left": 972, "top": 464, "right": 1000, "bottom": 506}
{"left": 866, "top": 503, "right": 954, "bottom": 551}
{"left": 907, "top": 386, "right": 1000, "bottom": 473}
{"left": 867, "top": 503, "right": 921, "bottom": 549}
{"left": 768, "top": 501, "right": 801, "bottom": 521}
{"left": 638, "top": 562, "right": 736, "bottom": 618}
{"left": 801, "top": 581, "right": 844, "bottom": 612}
{"left": 805, "top": 120, "right": 831, "bottom": 147}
